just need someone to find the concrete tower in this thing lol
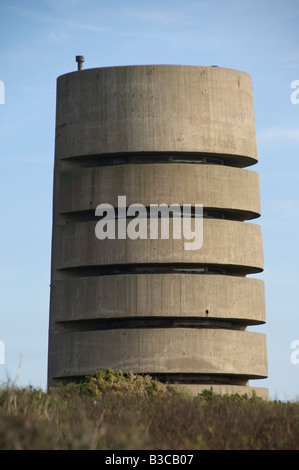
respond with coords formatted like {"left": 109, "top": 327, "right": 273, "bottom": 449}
{"left": 48, "top": 63, "right": 268, "bottom": 398}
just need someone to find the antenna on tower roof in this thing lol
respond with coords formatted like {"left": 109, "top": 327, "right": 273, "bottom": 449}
{"left": 76, "top": 55, "right": 85, "bottom": 71}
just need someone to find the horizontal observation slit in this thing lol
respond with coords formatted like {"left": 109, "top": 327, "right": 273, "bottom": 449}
{"left": 55, "top": 317, "right": 249, "bottom": 333}
{"left": 59, "top": 207, "right": 257, "bottom": 223}
{"left": 60, "top": 151, "right": 257, "bottom": 169}
{"left": 61, "top": 153, "right": 225, "bottom": 168}
{"left": 55, "top": 264, "right": 251, "bottom": 278}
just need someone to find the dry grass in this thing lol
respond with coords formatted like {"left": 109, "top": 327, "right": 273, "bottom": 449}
{"left": 1, "top": 369, "right": 299, "bottom": 450}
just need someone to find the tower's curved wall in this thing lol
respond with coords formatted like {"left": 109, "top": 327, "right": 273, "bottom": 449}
{"left": 59, "top": 164, "right": 261, "bottom": 219}
{"left": 48, "top": 64, "right": 268, "bottom": 397}
{"left": 54, "top": 65, "right": 258, "bottom": 166}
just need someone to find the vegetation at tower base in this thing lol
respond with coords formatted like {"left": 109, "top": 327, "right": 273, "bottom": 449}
{"left": 1, "top": 370, "right": 299, "bottom": 450}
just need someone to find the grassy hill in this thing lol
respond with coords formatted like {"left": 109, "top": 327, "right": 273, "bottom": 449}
{"left": 1, "top": 369, "right": 299, "bottom": 450}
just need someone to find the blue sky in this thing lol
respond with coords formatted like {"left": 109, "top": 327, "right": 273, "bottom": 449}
{"left": 0, "top": 0, "right": 299, "bottom": 400}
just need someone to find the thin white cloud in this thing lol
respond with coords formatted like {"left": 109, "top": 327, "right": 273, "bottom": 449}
{"left": 124, "top": 8, "right": 188, "bottom": 26}
{"left": 44, "top": 0, "right": 83, "bottom": 9}
{"left": 264, "top": 199, "right": 299, "bottom": 216}
{"left": 274, "top": 51, "right": 299, "bottom": 69}
{"left": 0, "top": 5, "right": 106, "bottom": 34}
{"left": 257, "top": 126, "right": 299, "bottom": 142}
{"left": 46, "top": 31, "right": 70, "bottom": 44}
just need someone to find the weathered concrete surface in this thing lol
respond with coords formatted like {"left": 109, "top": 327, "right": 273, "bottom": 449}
{"left": 56, "top": 219, "right": 264, "bottom": 273}
{"left": 51, "top": 275, "right": 265, "bottom": 325}
{"left": 49, "top": 328, "right": 268, "bottom": 380}
{"left": 59, "top": 164, "right": 261, "bottom": 219}
{"left": 55, "top": 65, "right": 257, "bottom": 166}
{"left": 48, "top": 64, "right": 268, "bottom": 395}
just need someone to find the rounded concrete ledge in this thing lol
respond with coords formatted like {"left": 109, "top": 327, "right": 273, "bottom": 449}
{"left": 56, "top": 219, "right": 264, "bottom": 273}
{"left": 48, "top": 328, "right": 268, "bottom": 380}
{"left": 175, "top": 384, "right": 269, "bottom": 400}
{"left": 59, "top": 164, "right": 261, "bottom": 219}
{"left": 51, "top": 274, "right": 265, "bottom": 324}
{"left": 55, "top": 65, "right": 258, "bottom": 166}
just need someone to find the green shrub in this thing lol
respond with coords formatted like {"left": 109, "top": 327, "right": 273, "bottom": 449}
{"left": 1, "top": 370, "right": 299, "bottom": 450}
